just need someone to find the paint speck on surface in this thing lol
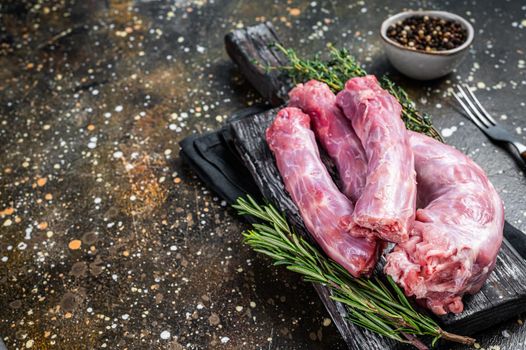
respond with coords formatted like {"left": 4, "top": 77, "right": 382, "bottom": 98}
{"left": 113, "top": 151, "right": 123, "bottom": 158}
{"left": 220, "top": 336, "right": 230, "bottom": 344}
{"left": 37, "top": 222, "right": 48, "bottom": 230}
{"left": 1, "top": 207, "right": 14, "bottom": 215}
{"left": 477, "top": 82, "right": 486, "bottom": 89}
{"left": 289, "top": 8, "right": 301, "bottom": 16}
{"left": 441, "top": 126, "right": 458, "bottom": 138}
{"left": 115, "top": 105, "right": 123, "bottom": 112}
{"left": 25, "top": 227, "right": 33, "bottom": 240}
{"left": 68, "top": 240, "right": 82, "bottom": 250}
{"left": 208, "top": 313, "right": 220, "bottom": 326}
{"left": 160, "top": 330, "right": 171, "bottom": 340}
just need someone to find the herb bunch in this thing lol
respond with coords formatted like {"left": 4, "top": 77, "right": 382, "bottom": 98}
{"left": 273, "top": 44, "right": 443, "bottom": 142}
{"left": 234, "top": 196, "right": 475, "bottom": 349}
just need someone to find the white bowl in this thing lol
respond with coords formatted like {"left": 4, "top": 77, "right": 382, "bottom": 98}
{"left": 380, "top": 11, "right": 474, "bottom": 80}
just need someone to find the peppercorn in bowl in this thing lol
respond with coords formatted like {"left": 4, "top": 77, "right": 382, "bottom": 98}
{"left": 380, "top": 11, "right": 474, "bottom": 80}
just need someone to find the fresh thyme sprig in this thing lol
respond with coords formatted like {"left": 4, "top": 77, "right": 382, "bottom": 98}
{"left": 273, "top": 44, "right": 444, "bottom": 142}
{"left": 233, "top": 196, "right": 475, "bottom": 349}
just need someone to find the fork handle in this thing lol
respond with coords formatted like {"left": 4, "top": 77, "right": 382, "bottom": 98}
{"left": 511, "top": 141, "right": 526, "bottom": 164}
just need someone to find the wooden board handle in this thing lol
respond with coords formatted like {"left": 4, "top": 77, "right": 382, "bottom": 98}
{"left": 225, "top": 22, "right": 291, "bottom": 107}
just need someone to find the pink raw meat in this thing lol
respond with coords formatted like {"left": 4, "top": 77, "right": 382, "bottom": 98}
{"left": 384, "top": 131, "right": 504, "bottom": 315}
{"left": 266, "top": 107, "right": 382, "bottom": 277}
{"left": 288, "top": 80, "right": 368, "bottom": 204}
{"left": 336, "top": 75, "right": 417, "bottom": 243}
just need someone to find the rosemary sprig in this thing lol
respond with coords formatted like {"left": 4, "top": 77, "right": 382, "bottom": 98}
{"left": 273, "top": 44, "right": 444, "bottom": 142}
{"left": 233, "top": 196, "right": 475, "bottom": 349}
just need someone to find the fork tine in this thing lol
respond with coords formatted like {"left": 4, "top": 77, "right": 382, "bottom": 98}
{"left": 462, "top": 84, "right": 497, "bottom": 125}
{"left": 452, "top": 90, "right": 487, "bottom": 130}
{"left": 456, "top": 85, "right": 492, "bottom": 128}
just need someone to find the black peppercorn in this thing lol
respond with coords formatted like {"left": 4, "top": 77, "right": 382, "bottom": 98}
{"left": 386, "top": 16, "right": 467, "bottom": 51}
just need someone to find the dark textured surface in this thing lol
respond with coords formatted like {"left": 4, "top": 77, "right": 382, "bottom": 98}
{"left": 0, "top": 0, "right": 525, "bottom": 349}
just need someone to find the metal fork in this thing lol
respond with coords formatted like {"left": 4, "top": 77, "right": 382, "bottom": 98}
{"left": 452, "top": 84, "right": 526, "bottom": 164}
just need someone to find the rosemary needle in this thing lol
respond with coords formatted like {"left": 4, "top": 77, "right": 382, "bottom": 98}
{"left": 233, "top": 196, "right": 475, "bottom": 349}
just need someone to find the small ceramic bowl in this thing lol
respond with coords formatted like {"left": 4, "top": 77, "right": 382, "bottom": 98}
{"left": 380, "top": 10, "right": 474, "bottom": 80}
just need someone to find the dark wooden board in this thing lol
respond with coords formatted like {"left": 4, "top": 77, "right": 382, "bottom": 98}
{"left": 225, "top": 22, "right": 526, "bottom": 349}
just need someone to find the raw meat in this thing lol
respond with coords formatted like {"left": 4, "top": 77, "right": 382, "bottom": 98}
{"left": 266, "top": 107, "right": 381, "bottom": 277}
{"left": 384, "top": 131, "right": 504, "bottom": 315}
{"left": 288, "top": 80, "right": 368, "bottom": 203}
{"left": 336, "top": 75, "right": 417, "bottom": 243}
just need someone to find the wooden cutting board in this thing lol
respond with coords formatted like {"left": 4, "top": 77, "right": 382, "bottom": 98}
{"left": 225, "top": 22, "right": 526, "bottom": 348}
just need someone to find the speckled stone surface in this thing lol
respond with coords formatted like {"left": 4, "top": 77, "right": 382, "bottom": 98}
{"left": 0, "top": 1, "right": 525, "bottom": 349}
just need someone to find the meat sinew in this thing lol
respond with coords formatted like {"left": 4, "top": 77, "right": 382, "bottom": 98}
{"left": 266, "top": 107, "right": 382, "bottom": 277}
{"left": 385, "top": 131, "right": 504, "bottom": 315}
{"left": 288, "top": 80, "right": 368, "bottom": 204}
{"left": 336, "top": 75, "right": 417, "bottom": 243}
